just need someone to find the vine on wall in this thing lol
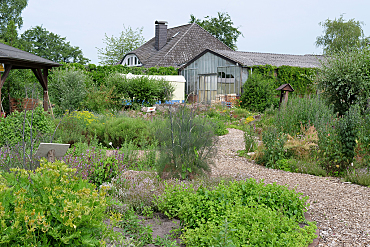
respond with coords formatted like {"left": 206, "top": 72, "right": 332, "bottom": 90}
{"left": 251, "top": 65, "right": 317, "bottom": 95}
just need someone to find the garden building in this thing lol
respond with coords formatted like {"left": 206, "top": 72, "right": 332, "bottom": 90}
{"left": 179, "top": 49, "right": 324, "bottom": 103}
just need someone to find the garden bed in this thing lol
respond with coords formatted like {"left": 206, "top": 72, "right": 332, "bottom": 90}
{"left": 213, "top": 128, "right": 370, "bottom": 246}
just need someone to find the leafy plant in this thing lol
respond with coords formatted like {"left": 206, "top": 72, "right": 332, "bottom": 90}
{"left": 318, "top": 48, "right": 370, "bottom": 115}
{"left": 154, "top": 179, "right": 317, "bottom": 247}
{"left": 89, "top": 156, "right": 120, "bottom": 187}
{"left": 257, "top": 127, "right": 287, "bottom": 168}
{"left": 49, "top": 68, "right": 92, "bottom": 115}
{"left": 0, "top": 159, "right": 123, "bottom": 246}
{"left": 106, "top": 72, "right": 175, "bottom": 109}
{"left": 239, "top": 73, "right": 279, "bottom": 112}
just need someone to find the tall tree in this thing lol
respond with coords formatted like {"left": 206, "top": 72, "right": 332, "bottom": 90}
{"left": 97, "top": 25, "right": 145, "bottom": 65}
{"left": 20, "top": 26, "right": 90, "bottom": 64}
{"left": 316, "top": 15, "right": 370, "bottom": 54}
{"left": 189, "top": 12, "right": 242, "bottom": 50}
{"left": 0, "top": 0, "right": 28, "bottom": 35}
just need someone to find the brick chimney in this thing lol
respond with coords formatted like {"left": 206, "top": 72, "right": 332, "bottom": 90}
{"left": 155, "top": 21, "right": 168, "bottom": 50}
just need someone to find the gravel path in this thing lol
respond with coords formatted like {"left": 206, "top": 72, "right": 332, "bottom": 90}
{"left": 212, "top": 128, "right": 370, "bottom": 247}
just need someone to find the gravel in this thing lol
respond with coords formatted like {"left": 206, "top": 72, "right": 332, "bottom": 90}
{"left": 212, "top": 128, "right": 370, "bottom": 247}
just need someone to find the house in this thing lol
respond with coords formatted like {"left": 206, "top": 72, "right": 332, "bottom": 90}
{"left": 120, "top": 21, "right": 324, "bottom": 103}
{"left": 119, "top": 21, "right": 232, "bottom": 68}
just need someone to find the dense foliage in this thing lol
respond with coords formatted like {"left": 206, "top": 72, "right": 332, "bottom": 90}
{"left": 20, "top": 25, "right": 90, "bottom": 64}
{"left": 239, "top": 73, "right": 279, "bottom": 112}
{"left": 318, "top": 48, "right": 370, "bottom": 115}
{"left": 49, "top": 68, "right": 91, "bottom": 114}
{"left": 106, "top": 73, "right": 175, "bottom": 109}
{"left": 0, "top": 106, "right": 53, "bottom": 147}
{"left": 155, "top": 179, "right": 317, "bottom": 247}
{"left": 0, "top": 0, "right": 28, "bottom": 34}
{"left": 0, "top": 160, "right": 122, "bottom": 246}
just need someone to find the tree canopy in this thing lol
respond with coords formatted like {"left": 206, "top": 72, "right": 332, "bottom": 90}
{"left": 97, "top": 25, "right": 145, "bottom": 65}
{"left": 316, "top": 15, "right": 370, "bottom": 54}
{"left": 0, "top": 0, "right": 28, "bottom": 35}
{"left": 20, "top": 26, "right": 90, "bottom": 64}
{"left": 189, "top": 12, "right": 242, "bottom": 50}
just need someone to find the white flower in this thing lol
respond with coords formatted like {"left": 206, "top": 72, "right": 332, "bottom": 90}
{"left": 109, "top": 142, "right": 112, "bottom": 146}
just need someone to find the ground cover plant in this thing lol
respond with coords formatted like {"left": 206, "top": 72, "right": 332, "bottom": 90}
{"left": 0, "top": 159, "right": 124, "bottom": 246}
{"left": 154, "top": 178, "right": 317, "bottom": 247}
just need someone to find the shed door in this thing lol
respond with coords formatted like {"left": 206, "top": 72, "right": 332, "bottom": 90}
{"left": 198, "top": 74, "right": 217, "bottom": 103}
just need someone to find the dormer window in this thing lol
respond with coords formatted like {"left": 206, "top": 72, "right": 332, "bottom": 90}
{"left": 122, "top": 54, "right": 142, "bottom": 67}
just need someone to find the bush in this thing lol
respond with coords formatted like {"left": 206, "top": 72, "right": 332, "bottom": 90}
{"left": 53, "top": 110, "right": 98, "bottom": 145}
{"left": 273, "top": 95, "right": 335, "bottom": 136}
{"left": 154, "top": 179, "right": 317, "bottom": 247}
{"left": 317, "top": 105, "right": 361, "bottom": 174}
{"left": 0, "top": 106, "right": 54, "bottom": 147}
{"left": 89, "top": 116, "right": 155, "bottom": 148}
{"left": 318, "top": 48, "right": 370, "bottom": 115}
{"left": 257, "top": 127, "right": 287, "bottom": 168}
{"left": 239, "top": 74, "right": 279, "bottom": 112}
{"left": 49, "top": 68, "right": 91, "bottom": 115}
{"left": 155, "top": 105, "right": 217, "bottom": 179}
{"left": 0, "top": 159, "right": 122, "bottom": 246}
{"left": 106, "top": 73, "right": 175, "bottom": 109}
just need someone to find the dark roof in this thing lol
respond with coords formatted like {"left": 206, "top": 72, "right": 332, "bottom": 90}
{"left": 213, "top": 50, "right": 324, "bottom": 68}
{"left": 120, "top": 23, "right": 232, "bottom": 68}
{"left": 0, "top": 42, "right": 61, "bottom": 69}
{"left": 276, "top": 83, "right": 294, "bottom": 92}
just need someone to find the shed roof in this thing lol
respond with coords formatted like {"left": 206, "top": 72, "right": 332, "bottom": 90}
{"left": 120, "top": 23, "right": 232, "bottom": 68}
{"left": 0, "top": 42, "right": 61, "bottom": 69}
{"left": 213, "top": 49, "right": 324, "bottom": 68}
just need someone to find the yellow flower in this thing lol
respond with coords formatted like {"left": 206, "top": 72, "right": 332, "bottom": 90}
{"left": 336, "top": 165, "right": 339, "bottom": 168}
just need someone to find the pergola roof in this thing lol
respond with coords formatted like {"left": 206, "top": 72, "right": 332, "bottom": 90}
{"left": 0, "top": 42, "right": 62, "bottom": 112}
{"left": 0, "top": 42, "right": 61, "bottom": 69}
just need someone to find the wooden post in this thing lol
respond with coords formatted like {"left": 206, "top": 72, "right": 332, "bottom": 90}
{"left": 43, "top": 69, "right": 49, "bottom": 111}
{"left": 47, "top": 149, "right": 55, "bottom": 163}
{"left": 0, "top": 65, "right": 12, "bottom": 112}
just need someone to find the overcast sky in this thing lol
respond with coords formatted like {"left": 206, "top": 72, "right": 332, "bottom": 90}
{"left": 20, "top": 0, "right": 370, "bottom": 65}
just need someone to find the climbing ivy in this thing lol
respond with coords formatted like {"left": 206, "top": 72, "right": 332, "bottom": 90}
{"left": 250, "top": 65, "right": 317, "bottom": 95}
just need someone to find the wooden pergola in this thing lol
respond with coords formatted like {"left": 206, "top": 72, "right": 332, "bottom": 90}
{"left": 0, "top": 42, "right": 62, "bottom": 112}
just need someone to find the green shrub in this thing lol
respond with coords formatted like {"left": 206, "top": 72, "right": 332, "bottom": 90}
{"left": 273, "top": 95, "right": 335, "bottom": 136}
{"left": 257, "top": 127, "right": 287, "bottom": 168}
{"left": 155, "top": 105, "right": 217, "bottom": 179}
{"left": 317, "top": 105, "right": 361, "bottom": 174}
{"left": 0, "top": 106, "right": 54, "bottom": 147}
{"left": 106, "top": 73, "right": 175, "bottom": 109}
{"left": 89, "top": 116, "right": 155, "bottom": 148}
{"left": 154, "top": 179, "right": 317, "bottom": 247}
{"left": 208, "top": 117, "right": 229, "bottom": 136}
{"left": 49, "top": 68, "right": 91, "bottom": 115}
{"left": 318, "top": 48, "right": 370, "bottom": 115}
{"left": 82, "top": 84, "right": 115, "bottom": 113}
{"left": 53, "top": 110, "right": 97, "bottom": 145}
{"left": 239, "top": 74, "right": 279, "bottom": 112}
{"left": 0, "top": 159, "right": 122, "bottom": 246}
